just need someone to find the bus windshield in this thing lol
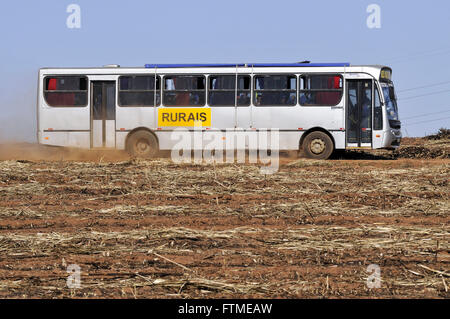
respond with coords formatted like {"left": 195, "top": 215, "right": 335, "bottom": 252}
{"left": 381, "top": 83, "right": 399, "bottom": 121}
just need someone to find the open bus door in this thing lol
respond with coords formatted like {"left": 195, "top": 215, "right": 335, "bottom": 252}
{"left": 346, "top": 79, "right": 372, "bottom": 148}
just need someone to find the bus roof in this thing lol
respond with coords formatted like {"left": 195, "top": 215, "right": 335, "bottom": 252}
{"left": 144, "top": 63, "right": 351, "bottom": 68}
{"left": 38, "top": 65, "right": 391, "bottom": 80}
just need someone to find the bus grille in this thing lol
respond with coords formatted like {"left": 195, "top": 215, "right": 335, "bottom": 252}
{"left": 389, "top": 120, "right": 401, "bottom": 130}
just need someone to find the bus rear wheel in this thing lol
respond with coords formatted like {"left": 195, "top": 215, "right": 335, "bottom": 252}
{"left": 302, "top": 131, "right": 334, "bottom": 160}
{"left": 126, "top": 130, "right": 158, "bottom": 158}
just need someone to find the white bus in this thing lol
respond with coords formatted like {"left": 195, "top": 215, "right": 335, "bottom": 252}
{"left": 37, "top": 62, "right": 401, "bottom": 159}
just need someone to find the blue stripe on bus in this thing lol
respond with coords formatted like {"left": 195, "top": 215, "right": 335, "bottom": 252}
{"left": 144, "top": 64, "right": 246, "bottom": 68}
{"left": 249, "top": 63, "right": 350, "bottom": 67}
{"left": 144, "top": 63, "right": 350, "bottom": 68}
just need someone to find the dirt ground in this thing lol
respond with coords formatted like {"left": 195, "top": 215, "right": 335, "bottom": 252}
{"left": 0, "top": 138, "right": 448, "bottom": 298}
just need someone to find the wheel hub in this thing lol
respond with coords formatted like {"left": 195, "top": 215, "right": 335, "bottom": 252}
{"left": 310, "top": 138, "right": 326, "bottom": 154}
{"left": 136, "top": 139, "right": 150, "bottom": 154}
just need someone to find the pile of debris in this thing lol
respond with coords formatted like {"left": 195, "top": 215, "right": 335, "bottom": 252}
{"left": 425, "top": 128, "right": 450, "bottom": 140}
{"left": 393, "top": 145, "right": 449, "bottom": 159}
{"left": 390, "top": 128, "right": 450, "bottom": 159}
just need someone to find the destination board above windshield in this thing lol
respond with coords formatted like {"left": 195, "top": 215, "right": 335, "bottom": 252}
{"left": 380, "top": 68, "right": 392, "bottom": 81}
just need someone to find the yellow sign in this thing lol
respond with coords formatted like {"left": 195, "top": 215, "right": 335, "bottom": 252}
{"left": 380, "top": 69, "right": 392, "bottom": 81}
{"left": 158, "top": 108, "right": 211, "bottom": 127}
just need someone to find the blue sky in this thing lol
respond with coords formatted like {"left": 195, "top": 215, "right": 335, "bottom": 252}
{"left": 0, "top": 0, "right": 449, "bottom": 141}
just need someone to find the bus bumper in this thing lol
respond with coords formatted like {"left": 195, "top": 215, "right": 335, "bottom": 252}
{"left": 383, "top": 129, "right": 402, "bottom": 149}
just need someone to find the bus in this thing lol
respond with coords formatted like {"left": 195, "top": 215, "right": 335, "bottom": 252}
{"left": 37, "top": 62, "right": 401, "bottom": 160}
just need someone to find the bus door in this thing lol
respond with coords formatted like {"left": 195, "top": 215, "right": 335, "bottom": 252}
{"left": 346, "top": 80, "right": 372, "bottom": 148}
{"left": 91, "top": 81, "right": 116, "bottom": 148}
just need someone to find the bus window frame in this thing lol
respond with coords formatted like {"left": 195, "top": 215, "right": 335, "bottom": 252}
{"left": 162, "top": 74, "right": 206, "bottom": 107}
{"left": 43, "top": 75, "right": 89, "bottom": 108}
{"left": 299, "top": 73, "right": 343, "bottom": 107}
{"left": 253, "top": 73, "right": 298, "bottom": 107}
{"left": 118, "top": 74, "right": 161, "bottom": 107}
{"left": 373, "top": 81, "right": 384, "bottom": 131}
{"left": 207, "top": 74, "right": 251, "bottom": 107}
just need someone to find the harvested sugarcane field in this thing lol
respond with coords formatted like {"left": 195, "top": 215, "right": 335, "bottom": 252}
{"left": 0, "top": 135, "right": 448, "bottom": 299}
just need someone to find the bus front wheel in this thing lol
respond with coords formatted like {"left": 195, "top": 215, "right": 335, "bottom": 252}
{"left": 126, "top": 130, "right": 159, "bottom": 158}
{"left": 302, "top": 131, "right": 334, "bottom": 160}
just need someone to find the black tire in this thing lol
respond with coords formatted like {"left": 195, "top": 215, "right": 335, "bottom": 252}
{"left": 126, "top": 130, "right": 158, "bottom": 158}
{"left": 302, "top": 131, "right": 334, "bottom": 160}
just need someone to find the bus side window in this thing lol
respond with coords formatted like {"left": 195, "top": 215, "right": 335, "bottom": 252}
{"left": 209, "top": 75, "right": 250, "bottom": 107}
{"left": 374, "top": 86, "right": 383, "bottom": 130}
{"left": 44, "top": 76, "right": 87, "bottom": 107}
{"left": 119, "top": 75, "right": 160, "bottom": 107}
{"left": 300, "top": 74, "right": 342, "bottom": 106}
{"left": 163, "top": 76, "right": 205, "bottom": 106}
{"left": 254, "top": 75, "right": 296, "bottom": 106}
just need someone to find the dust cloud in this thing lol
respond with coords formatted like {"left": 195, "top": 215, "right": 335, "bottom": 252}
{"left": 0, "top": 78, "right": 129, "bottom": 162}
{"left": 0, "top": 143, "right": 130, "bottom": 162}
